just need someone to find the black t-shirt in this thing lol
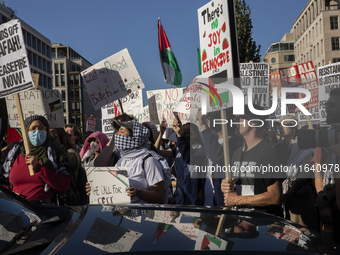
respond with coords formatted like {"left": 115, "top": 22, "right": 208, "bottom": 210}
{"left": 231, "top": 139, "right": 282, "bottom": 216}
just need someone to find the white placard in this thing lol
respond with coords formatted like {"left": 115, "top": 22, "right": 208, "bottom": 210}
{"left": 0, "top": 19, "right": 34, "bottom": 98}
{"left": 6, "top": 90, "right": 64, "bottom": 128}
{"left": 198, "top": 0, "right": 233, "bottom": 78}
{"left": 84, "top": 217, "right": 142, "bottom": 253}
{"left": 147, "top": 87, "right": 184, "bottom": 125}
{"left": 318, "top": 62, "right": 340, "bottom": 125}
{"left": 81, "top": 48, "right": 144, "bottom": 110}
{"left": 240, "top": 62, "right": 269, "bottom": 108}
{"left": 86, "top": 167, "right": 130, "bottom": 205}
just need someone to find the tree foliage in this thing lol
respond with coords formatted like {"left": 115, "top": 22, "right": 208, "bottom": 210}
{"left": 235, "top": 0, "right": 261, "bottom": 63}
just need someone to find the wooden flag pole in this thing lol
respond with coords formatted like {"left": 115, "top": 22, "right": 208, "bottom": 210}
{"left": 15, "top": 93, "right": 34, "bottom": 176}
{"left": 215, "top": 109, "right": 231, "bottom": 236}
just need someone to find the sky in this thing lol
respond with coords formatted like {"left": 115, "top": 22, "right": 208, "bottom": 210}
{"left": 7, "top": 0, "right": 309, "bottom": 105}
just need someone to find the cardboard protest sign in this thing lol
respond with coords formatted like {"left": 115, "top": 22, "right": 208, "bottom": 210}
{"left": 112, "top": 90, "right": 144, "bottom": 122}
{"left": 101, "top": 90, "right": 143, "bottom": 139}
{"left": 86, "top": 115, "right": 96, "bottom": 132}
{"left": 240, "top": 63, "right": 269, "bottom": 108}
{"left": 0, "top": 19, "right": 34, "bottom": 98}
{"left": 6, "top": 89, "right": 64, "bottom": 128}
{"left": 279, "top": 65, "right": 301, "bottom": 114}
{"left": 81, "top": 48, "right": 144, "bottom": 110}
{"left": 145, "top": 210, "right": 182, "bottom": 224}
{"left": 197, "top": 0, "right": 236, "bottom": 78}
{"left": 295, "top": 61, "right": 319, "bottom": 124}
{"left": 318, "top": 62, "right": 340, "bottom": 125}
{"left": 142, "top": 105, "right": 150, "bottom": 123}
{"left": 269, "top": 71, "right": 282, "bottom": 119}
{"left": 174, "top": 76, "right": 233, "bottom": 117}
{"left": 84, "top": 217, "right": 143, "bottom": 253}
{"left": 147, "top": 88, "right": 184, "bottom": 125}
{"left": 86, "top": 167, "right": 130, "bottom": 205}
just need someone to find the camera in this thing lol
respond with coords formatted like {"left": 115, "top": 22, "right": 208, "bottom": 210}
{"left": 297, "top": 124, "right": 340, "bottom": 149}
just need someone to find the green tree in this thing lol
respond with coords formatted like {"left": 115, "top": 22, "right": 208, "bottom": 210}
{"left": 235, "top": 0, "right": 261, "bottom": 63}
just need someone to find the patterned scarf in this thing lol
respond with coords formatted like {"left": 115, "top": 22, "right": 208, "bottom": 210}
{"left": 115, "top": 120, "right": 151, "bottom": 158}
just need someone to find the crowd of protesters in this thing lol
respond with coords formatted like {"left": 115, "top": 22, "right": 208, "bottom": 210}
{"left": 0, "top": 87, "right": 340, "bottom": 245}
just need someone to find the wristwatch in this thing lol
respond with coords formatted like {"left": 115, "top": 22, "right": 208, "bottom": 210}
{"left": 136, "top": 188, "right": 142, "bottom": 198}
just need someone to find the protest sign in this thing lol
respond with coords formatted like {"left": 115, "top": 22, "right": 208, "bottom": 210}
{"left": 147, "top": 87, "right": 184, "bottom": 125}
{"left": 86, "top": 167, "right": 130, "bottom": 205}
{"left": 197, "top": 0, "right": 239, "bottom": 79}
{"left": 269, "top": 71, "right": 282, "bottom": 118}
{"left": 145, "top": 210, "right": 182, "bottom": 224}
{"left": 142, "top": 105, "right": 150, "bottom": 123}
{"left": 172, "top": 223, "right": 200, "bottom": 240}
{"left": 101, "top": 90, "right": 143, "bottom": 139}
{"left": 113, "top": 90, "right": 143, "bottom": 122}
{"left": 81, "top": 48, "right": 144, "bottom": 110}
{"left": 86, "top": 115, "right": 96, "bottom": 132}
{"left": 0, "top": 19, "right": 34, "bottom": 98}
{"left": 84, "top": 217, "right": 142, "bottom": 253}
{"left": 318, "top": 62, "right": 340, "bottom": 125}
{"left": 195, "top": 230, "right": 228, "bottom": 250}
{"left": 279, "top": 65, "right": 301, "bottom": 114}
{"left": 240, "top": 63, "right": 269, "bottom": 108}
{"left": 6, "top": 89, "right": 64, "bottom": 128}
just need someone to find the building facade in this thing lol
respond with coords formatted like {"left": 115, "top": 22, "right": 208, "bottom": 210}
{"left": 52, "top": 43, "right": 101, "bottom": 133}
{"left": 262, "top": 33, "right": 296, "bottom": 72}
{"left": 0, "top": 2, "right": 53, "bottom": 89}
{"left": 292, "top": 0, "right": 340, "bottom": 69}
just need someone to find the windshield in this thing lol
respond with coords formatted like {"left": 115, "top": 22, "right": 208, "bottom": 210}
{"left": 0, "top": 188, "right": 42, "bottom": 252}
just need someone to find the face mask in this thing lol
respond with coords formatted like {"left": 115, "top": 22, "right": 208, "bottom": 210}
{"left": 90, "top": 141, "right": 100, "bottom": 152}
{"left": 28, "top": 130, "right": 47, "bottom": 146}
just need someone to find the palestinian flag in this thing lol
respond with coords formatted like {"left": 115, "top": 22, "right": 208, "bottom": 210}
{"left": 153, "top": 223, "right": 172, "bottom": 243}
{"left": 195, "top": 231, "right": 227, "bottom": 250}
{"left": 158, "top": 18, "right": 182, "bottom": 87}
{"left": 49, "top": 99, "right": 62, "bottom": 112}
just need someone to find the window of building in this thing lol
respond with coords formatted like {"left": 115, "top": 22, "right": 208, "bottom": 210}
{"left": 271, "top": 57, "right": 276, "bottom": 63}
{"left": 320, "top": 18, "right": 322, "bottom": 33}
{"left": 74, "top": 75, "right": 79, "bottom": 86}
{"left": 63, "top": 102, "right": 66, "bottom": 113}
{"left": 332, "top": 37, "right": 340, "bottom": 50}
{"left": 54, "top": 63, "right": 59, "bottom": 74}
{"left": 75, "top": 88, "right": 80, "bottom": 100}
{"left": 321, "top": 39, "right": 323, "bottom": 54}
{"left": 317, "top": 43, "right": 319, "bottom": 57}
{"left": 69, "top": 88, "right": 74, "bottom": 100}
{"left": 61, "top": 75, "right": 65, "bottom": 86}
{"left": 314, "top": 46, "right": 316, "bottom": 59}
{"left": 284, "top": 55, "right": 295, "bottom": 62}
{"left": 60, "top": 63, "right": 65, "bottom": 74}
{"left": 331, "top": 16, "right": 338, "bottom": 29}
{"left": 272, "top": 69, "right": 277, "bottom": 72}
{"left": 333, "top": 58, "right": 340, "bottom": 63}
{"left": 55, "top": 76, "right": 60, "bottom": 87}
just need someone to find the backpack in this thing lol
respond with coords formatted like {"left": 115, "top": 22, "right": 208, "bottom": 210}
{"left": 141, "top": 152, "right": 172, "bottom": 204}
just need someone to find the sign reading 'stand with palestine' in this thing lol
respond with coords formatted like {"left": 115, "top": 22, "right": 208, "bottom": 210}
{"left": 197, "top": 0, "right": 233, "bottom": 78}
{"left": 0, "top": 20, "right": 34, "bottom": 98}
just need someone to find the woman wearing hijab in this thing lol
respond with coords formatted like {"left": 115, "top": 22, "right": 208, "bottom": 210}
{"left": 114, "top": 120, "right": 165, "bottom": 204}
{"left": 0, "top": 116, "right": 71, "bottom": 205}
{"left": 80, "top": 131, "right": 109, "bottom": 167}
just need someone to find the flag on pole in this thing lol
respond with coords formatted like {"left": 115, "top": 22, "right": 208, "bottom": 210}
{"left": 158, "top": 18, "right": 182, "bottom": 87}
{"left": 153, "top": 223, "right": 172, "bottom": 243}
{"left": 197, "top": 47, "right": 202, "bottom": 75}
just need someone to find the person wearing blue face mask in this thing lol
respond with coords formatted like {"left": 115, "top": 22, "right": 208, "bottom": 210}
{"left": 0, "top": 115, "right": 72, "bottom": 205}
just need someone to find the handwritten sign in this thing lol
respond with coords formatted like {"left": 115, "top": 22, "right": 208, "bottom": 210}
{"left": 86, "top": 167, "right": 130, "bottom": 205}
{"left": 147, "top": 88, "right": 184, "bottom": 125}
{"left": 6, "top": 89, "right": 64, "bottom": 128}
{"left": 240, "top": 63, "right": 269, "bottom": 108}
{"left": 86, "top": 115, "right": 96, "bottom": 132}
{"left": 318, "top": 62, "right": 340, "bottom": 125}
{"left": 101, "top": 90, "right": 143, "bottom": 139}
{"left": 173, "top": 223, "right": 200, "bottom": 240}
{"left": 81, "top": 48, "right": 144, "bottom": 110}
{"left": 0, "top": 19, "right": 34, "bottom": 98}
{"left": 197, "top": 0, "right": 233, "bottom": 78}
{"left": 142, "top": 105, "right": 150, "bottom": 123}
{"left": 84, "top": 217, "right": 142, "bottom": 253}
{"left": 145, "top": 210, "right": 182, "bottom": 224}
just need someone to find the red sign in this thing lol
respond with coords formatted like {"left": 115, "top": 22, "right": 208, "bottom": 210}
{"left": 86, "top": 115, "right": 96, "bottom": 132}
